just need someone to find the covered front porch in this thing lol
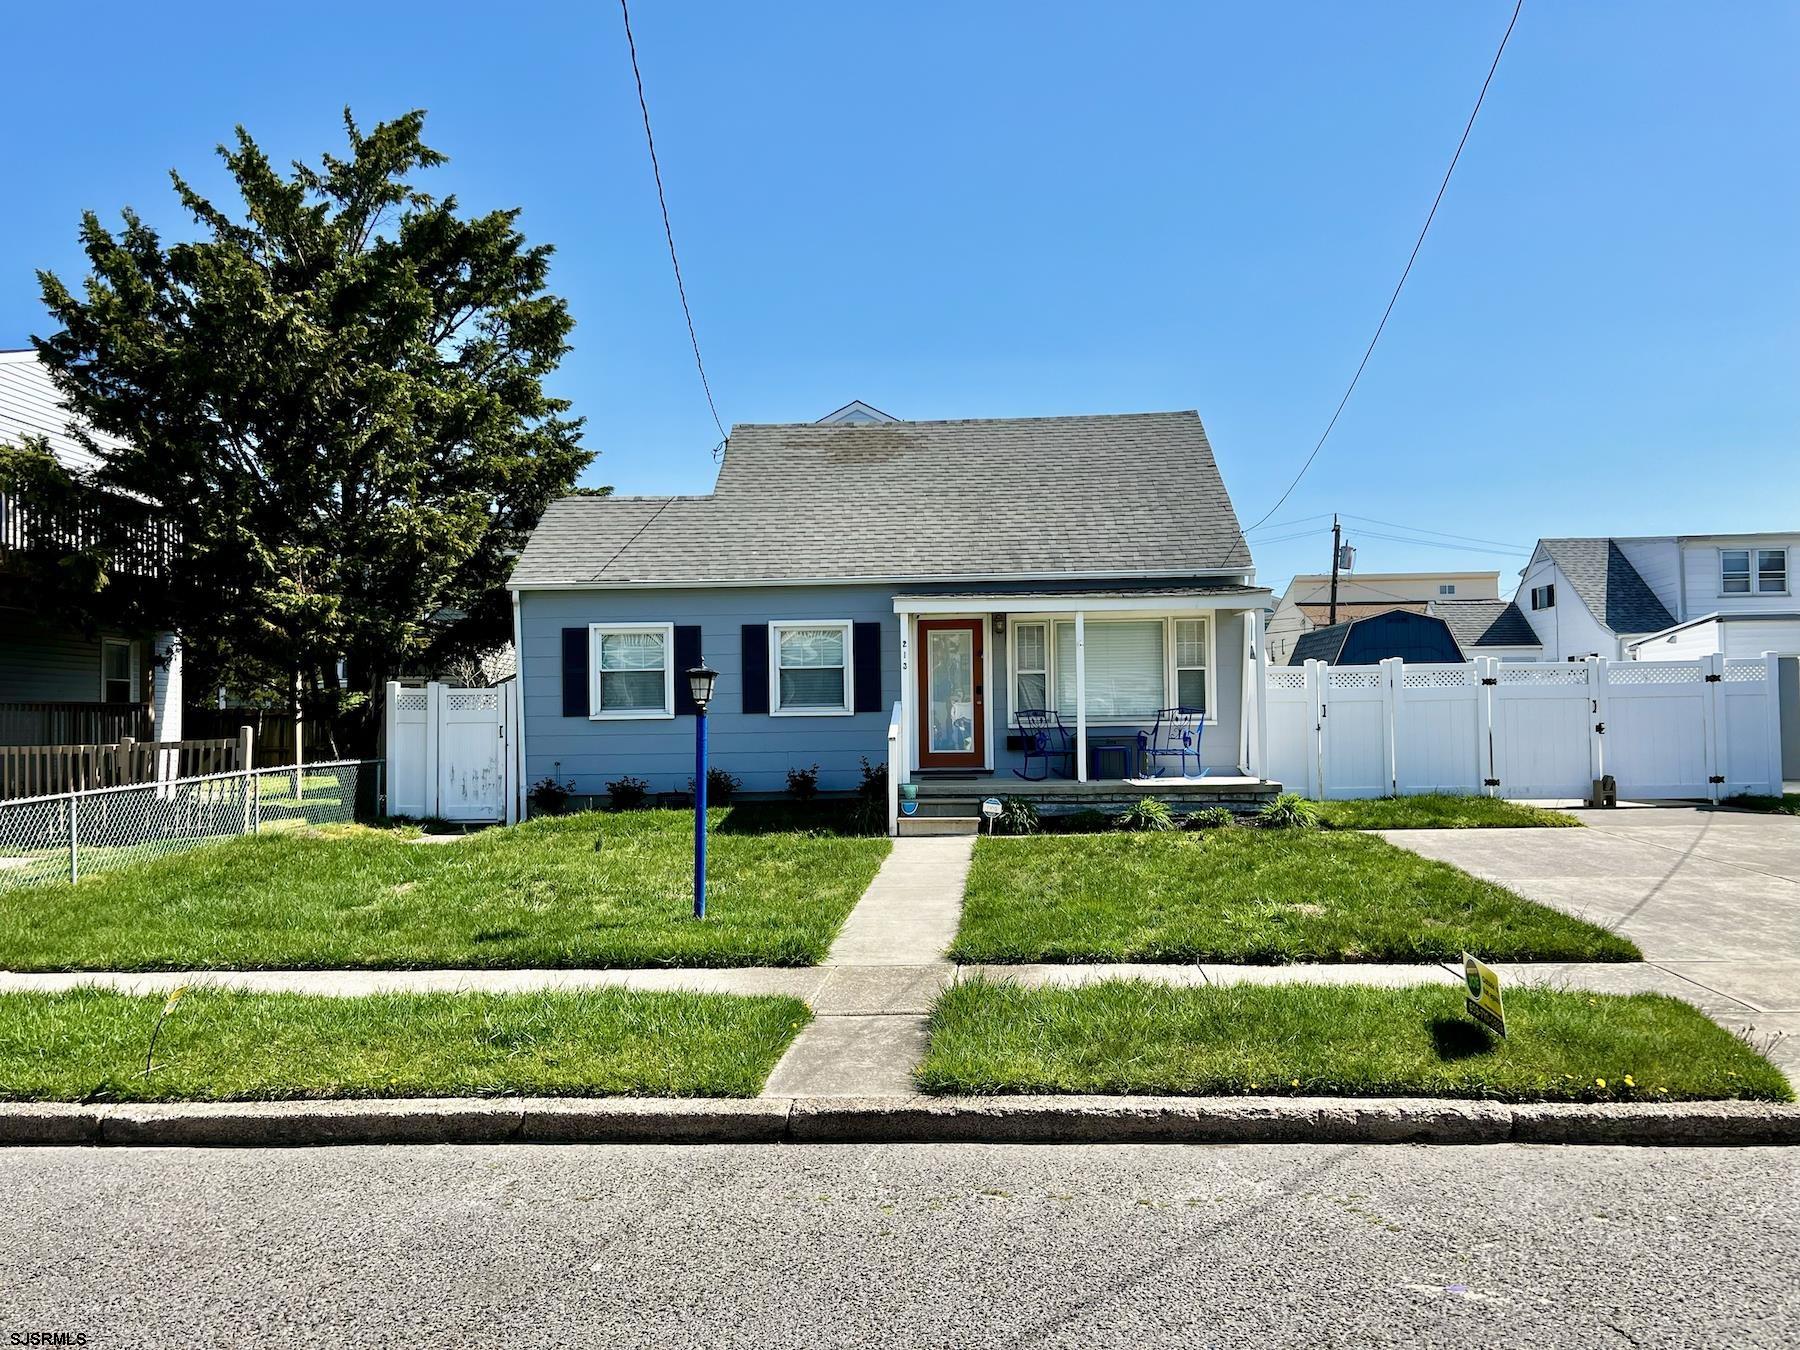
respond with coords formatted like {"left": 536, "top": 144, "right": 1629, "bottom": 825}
{"left": 884, "top": 583, "right": 1277, "bottom": 832}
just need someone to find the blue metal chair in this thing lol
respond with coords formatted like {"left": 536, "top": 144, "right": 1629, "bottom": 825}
{"left": 1013, "top": 708, "right": 1075, "bottom": 781}
{"left": 1137, "top": 707, "right": 1205, "bottom": 778}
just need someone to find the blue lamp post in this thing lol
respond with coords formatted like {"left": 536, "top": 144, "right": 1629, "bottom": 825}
{"left": 686, "top": 664, "right": 719, "bottom": 919}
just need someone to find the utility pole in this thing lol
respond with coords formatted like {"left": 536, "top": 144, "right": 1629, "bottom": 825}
{"left": 1328, "top": 514, "right": 1342, "bottom": 625}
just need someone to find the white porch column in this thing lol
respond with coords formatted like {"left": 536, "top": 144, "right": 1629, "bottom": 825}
{"left": 150, "top": 632, "right": 183, "bottom": 742}
{"left": 1249, "top": 610, "right": 1269, "bottom": 779}
{"left": 899, "top": 614, "right": 916, "bottom": 786}
{"left": 1074, "top": 611, "right": 1088, "bottom": 782}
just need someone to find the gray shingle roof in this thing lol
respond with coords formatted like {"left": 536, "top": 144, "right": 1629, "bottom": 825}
{"left": 1539, "top": 538, "right": 1675, "bottom": 635}
{"left": 1289, "top": 621, "right": 1350, "bottom": 665}
{"left": 1430, "top": 598, "right": 1541, "bottom": 650}
{"left": 510, "top": 411, "right": 1252, "bottom": 587}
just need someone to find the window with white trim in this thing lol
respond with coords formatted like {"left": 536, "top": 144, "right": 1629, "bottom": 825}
{"left": 591, "top": 623, "right": 674, "bottom": 718}
{"left": 1757, "top": 548, "right": 1787, "bottom": 594}
{"left": 1012, "top": 621, "right": 1049, "bottom": 712}
{"left": 1172, "top": 619, "right": 1208, "bottom": 713}
{"left": 1008, "top": 615, "right": 1214, "bottom": 725}
{"left": 1722, "top": 550, "right": 1751, "bottom": 595}
{"left": 771, "top": 621, "right": 853, "bottom": 715}
{"left": 101, "top": 639, "right": 134, "bottom": 705}
{"left": 1054, "top": 619, "right": 1166, "bottom": 722}
{"left": 1530, "top": 584, "right": 1555, "bottom": 611}
{"left": 1438, "top": 583, "right": 1456, "bottom": 595}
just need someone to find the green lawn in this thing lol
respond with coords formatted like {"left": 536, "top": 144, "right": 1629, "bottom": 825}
{"left": 0, "top": 808, "right": 889, "bottom": 971}
{"left": 950, "top": 830, "right": 1637, "bottom": 964}
{"left": 1312, "top": 794, "right": 1582, "bottom": 830}
{"left": 1723, "top": 793, "right": 1800, "bottom": 817}
{"left": 917, "top": 977, "right": 1791, "bottom": 1102}
{"left": 0, "top": 986, "right": 809, "bottom": 1101}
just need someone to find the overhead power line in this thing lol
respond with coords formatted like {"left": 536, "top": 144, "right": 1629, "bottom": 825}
{"left": 1346, "top": 522, "right": 1526, "bottom": 558}
{"left": 618, "top": 0, "right": 728, "bottom": 446}
{"left": 1244, "top": 0, "right": 1525, "bottom": 533}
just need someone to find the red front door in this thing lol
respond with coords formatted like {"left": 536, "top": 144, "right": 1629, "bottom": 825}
{"left": 916, "top": 619, "right": 985, "bottom": 769}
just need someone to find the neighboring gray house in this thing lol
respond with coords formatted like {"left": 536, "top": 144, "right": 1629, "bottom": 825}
{"left": 507, "top": 410, "right": 1276, "bottom": 822}
{"left": 1286, "top": 598, "right": 1540, "bottom": 666}
{"left": 0, "top": 350, "right": 181, "bottom": 746}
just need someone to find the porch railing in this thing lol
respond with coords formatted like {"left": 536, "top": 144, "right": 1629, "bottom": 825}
{"left": 0, "top": 701, "right": 150, "bottom": 748}
{"left": 886, "top": 699, "right": 903, "bottom": 836}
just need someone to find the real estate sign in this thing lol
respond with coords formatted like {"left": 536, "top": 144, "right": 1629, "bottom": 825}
{"left": 1462, "top": 953, "right": 1506, "bottom": 1037}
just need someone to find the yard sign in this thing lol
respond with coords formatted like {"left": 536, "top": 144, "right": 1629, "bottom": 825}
{"left": 1462, "top": 953, "right": 1506, "bottom": 1037}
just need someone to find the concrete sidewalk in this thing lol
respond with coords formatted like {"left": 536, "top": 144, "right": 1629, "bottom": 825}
{"left": 762, "top": 835, "right": 972, "bottom": 1097}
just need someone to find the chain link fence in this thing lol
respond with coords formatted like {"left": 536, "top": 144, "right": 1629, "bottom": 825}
{"left": 0, "top": 760, "right": 381, "bottom": 893}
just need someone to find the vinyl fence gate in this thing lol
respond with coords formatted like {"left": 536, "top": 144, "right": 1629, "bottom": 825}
{"left": 385, "top": 680, "right": 518, "bottom": 823}
{"left": 1265, "top": 654, "right": 1784, "bottom": 802}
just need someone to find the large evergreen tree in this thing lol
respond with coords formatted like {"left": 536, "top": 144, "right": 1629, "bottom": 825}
{"left": 33, "top": 109, "right": 593, "bottom": 734}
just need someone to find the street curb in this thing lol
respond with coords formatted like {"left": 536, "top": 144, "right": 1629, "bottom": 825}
{"left": 1, "top": 1095, "right": 1797, "bottom": 1147}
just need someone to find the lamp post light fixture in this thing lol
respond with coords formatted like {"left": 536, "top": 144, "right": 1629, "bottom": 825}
{"left": 686, "top": 664, "right": 718, "bottom": 919}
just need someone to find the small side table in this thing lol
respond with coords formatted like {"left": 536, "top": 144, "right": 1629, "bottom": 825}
{"left": 1087, "top": 738, "right": 1135, "bottom": 780}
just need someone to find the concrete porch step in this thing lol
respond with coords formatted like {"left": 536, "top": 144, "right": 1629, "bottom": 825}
{"left": 896, "top": 815, "right": 979, "bottom": 837}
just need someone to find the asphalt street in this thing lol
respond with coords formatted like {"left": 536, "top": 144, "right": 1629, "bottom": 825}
{"left": 3, "top": 1142, "right": 1796, "bottom": 1348}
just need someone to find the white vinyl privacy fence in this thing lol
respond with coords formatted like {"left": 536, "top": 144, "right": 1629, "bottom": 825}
{"left": 385, "top": 681, "right": 516, "bottom": 824}
{"left": 1265, "top": 654, "right": 1784, "bottom": 802}
{"left": 0, "top": 759, "right": 377, "bottom": 893}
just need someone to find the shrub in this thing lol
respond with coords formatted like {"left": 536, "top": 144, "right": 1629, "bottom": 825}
{"left": 993, "top": 796, "right": 1040, "bottom": 836}
{"left": 1256, "top": 792, "right": 1321, "bottom": 830}
{"left": 526, "top": 776, "right": 574, "bottom": 816}
{"left": 849, "top": 756, "right": 889, "bottom": 833}
{"left": 1183, "top": 805, "right": 1234, "bottom": 831}
{"left": 688, "top": 767, "right": 742, "bottom": 804}
{"left": 785, "top": 764, "right": 821, "bottom": 801}
{"left": 605, "top": 775, "right": 652, "bottom": 810}
{"left": 1116, "top": 796, "right": 1177, "bottom": 832}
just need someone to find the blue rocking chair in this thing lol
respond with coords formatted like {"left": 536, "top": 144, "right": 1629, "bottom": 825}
{"left": 1137, "top": 707, "right": 1205, "bottom": 779}
{"left": 1013, "top": 708, "right": 1075, "bottom": 781}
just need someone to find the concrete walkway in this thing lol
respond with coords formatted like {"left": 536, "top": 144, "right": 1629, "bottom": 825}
{"left": 761, "top": 835, "right": 971, "bottom": 1098}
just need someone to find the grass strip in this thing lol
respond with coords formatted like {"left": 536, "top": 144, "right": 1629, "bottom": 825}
{"left": 951, "top": 830, "right": 1637, "bottom": 964}
{"left": 0, "top": 808, "right": 889, "bottom": 972}
{"left": 1311, "top": 794, "right": 1582, "bottom": 830}
{"left": 917, "top": 977, "right": 1791, "bottom": 1103}
{"left": 0, "top": 987, "right": 811, "bottom": 1101}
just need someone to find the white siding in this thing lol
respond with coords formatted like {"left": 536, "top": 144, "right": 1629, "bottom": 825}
{"left": 1616, "top": 537, "right": 1683, "bottom": 619}
{"left": 1719, "top": 617, "right": 1800, "bottom": 658}
{"left": 1512, "top": 558, "right": 1618, "bottom": 662}
{"left": 1632, "top": 619, "right": 1721, "bottom": 661}
{"left": 1679, "top": 536, "right": 1800, "bottom": 616}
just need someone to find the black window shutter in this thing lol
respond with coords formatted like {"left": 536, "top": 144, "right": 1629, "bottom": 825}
{"left": 741, "top": 624, "right": 769, "bottom": 715}
{"left": 853, "top": 622, "right": 883, "bottom": 713}
{"left": 673, "top": 625, "right": 703, "bottom": 715}
{"left": 561, "top": 628, "right": 589, "bottom": 717}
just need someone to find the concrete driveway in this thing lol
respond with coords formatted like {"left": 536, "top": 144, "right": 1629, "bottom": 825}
{"left": 1385, "top": 805, "right": 1800, "bottom": 1067}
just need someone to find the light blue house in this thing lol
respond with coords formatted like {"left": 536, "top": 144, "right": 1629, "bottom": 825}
{"left": 507, "top": 408, "right": 1278, "bottom": 830}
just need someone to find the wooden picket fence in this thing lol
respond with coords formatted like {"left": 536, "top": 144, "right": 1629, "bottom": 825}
{"left": 0, "top": 732, "right": 251, "bottom": 801}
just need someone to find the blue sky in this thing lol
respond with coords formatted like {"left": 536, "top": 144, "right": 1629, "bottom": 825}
{"left": 3, "top": 2, "right": 1795, "bottom": 596}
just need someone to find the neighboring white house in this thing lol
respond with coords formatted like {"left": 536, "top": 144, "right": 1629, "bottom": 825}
{"left": 0, "top": 349, "right": 183, "bottom": 745}
{"left": 1514, "top": 534, "right": 1800, "bottom": 662}
{"left": 1265, "top": 570, "right": 1504, "bottom": 666}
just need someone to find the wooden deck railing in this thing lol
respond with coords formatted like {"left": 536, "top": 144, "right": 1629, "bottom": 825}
{"left": 0, "top": 733, "right": 250, "bottom": 800}
{"left": 0, "top": 487, "right": 176, "bottom": 579}
{"left": 0, "top": 701, "right": 150, "bottom": 748}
